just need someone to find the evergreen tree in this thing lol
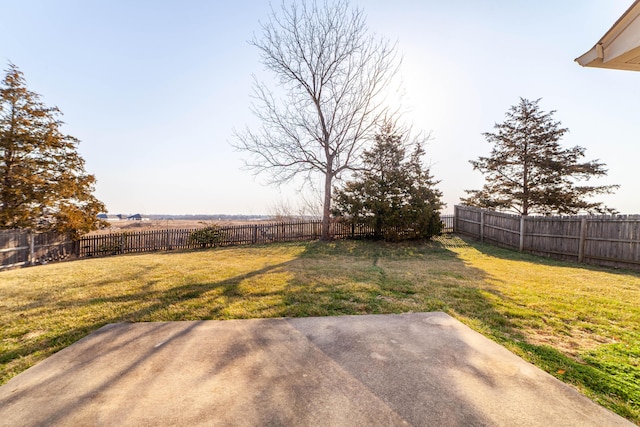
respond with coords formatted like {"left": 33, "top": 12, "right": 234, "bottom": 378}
{"left": 333, "top": 122, "right": 443, "bottom": 240}
{"left": 462, "top": 98, "right": 618, "bottom": 215}
{"left": 0, "top": 63, "right": 105, "bottom": 236}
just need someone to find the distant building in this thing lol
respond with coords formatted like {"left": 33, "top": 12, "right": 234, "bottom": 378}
{"left": 127, "top": 214, "right": 148, "bottom": 221}
{"left": 98, "top": 214, "right": 121, "bottom": 221}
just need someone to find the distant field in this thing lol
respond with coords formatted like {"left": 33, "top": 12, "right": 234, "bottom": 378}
{"left": 89, "top": 219, "right": 271, "bottom": 235}
{"left": 1, "top": 237, "right": 638, "bottom": 422}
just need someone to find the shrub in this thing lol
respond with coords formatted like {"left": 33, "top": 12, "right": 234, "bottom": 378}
{"left": 189, "top": 226, "right": 221, "bottom": 248}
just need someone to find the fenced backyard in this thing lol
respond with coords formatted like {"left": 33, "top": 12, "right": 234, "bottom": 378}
{"left": 455, "top": 205, "right": 640, "bottom": 271}
{"left": 6, "top": 209, "right": 640, "bottom": 272}
{"left": 1, "top": 216, "right": 455, "bottom": 269}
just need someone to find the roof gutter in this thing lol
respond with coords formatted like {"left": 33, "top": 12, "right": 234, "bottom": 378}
{"left": 575, "top": 0, "right": 640, "bottom": 71}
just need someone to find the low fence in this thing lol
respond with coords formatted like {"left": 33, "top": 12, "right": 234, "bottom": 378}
{"left": 78, "top": 221, "right": 362, "bottom": 257}
{"left": 441, "top": 214, "right": 454, "bottom": 233}
{"left": 1, "top": 215, "right": 454, "bottom": 269}
{"left": 454, "top": 205, "right": 640, "bottom": 271}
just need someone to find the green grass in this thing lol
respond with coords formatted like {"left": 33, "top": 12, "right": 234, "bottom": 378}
{"left": 1, "top": 237, "right": 639, "bottom": 423}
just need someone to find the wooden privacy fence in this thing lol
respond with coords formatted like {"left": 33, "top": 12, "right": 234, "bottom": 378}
{"left": 0, "top": 230, "right": 76, "bottom": 270}
{"left": 454, "top": 205, "right": 640, "bottom": 271}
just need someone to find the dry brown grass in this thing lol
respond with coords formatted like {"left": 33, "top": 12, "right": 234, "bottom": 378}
{"left": 88, "top": 219, "right": 274, "bottom": 235}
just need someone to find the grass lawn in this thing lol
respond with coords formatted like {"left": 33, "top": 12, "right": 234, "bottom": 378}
{"left": 1, "top": 236, "right": 639, "bottom": 423}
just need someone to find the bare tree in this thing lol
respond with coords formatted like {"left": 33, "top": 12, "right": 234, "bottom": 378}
{"left": 234, "top": 0, "right": 399, "bottom": 240}
{"left": 268, "top": 190, "right": 323, "bottom": 222}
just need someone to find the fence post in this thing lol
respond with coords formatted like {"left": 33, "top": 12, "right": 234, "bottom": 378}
{"left": 519, "top": 216, "right": 525, "bottom": 252}
{"left": 578, "top": 218, "right": 587, "bottom": 263}
{"left": 29, "top": 232, "right": 35, "bottom": 265}
{"left": 454, "top": 206, "right": 457, "bottom": 233}
{"left": 480, "top": 211, "right": 485, "bottom": 242}
{"left": 253, "top": 225, "right": 258, "bottom": 244}
{"left": 453, "top": 206, "right": 457, "bottom": 233}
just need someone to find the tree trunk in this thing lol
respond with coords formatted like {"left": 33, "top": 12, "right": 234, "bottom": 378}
{"left": 321, "top": 171, "right": 332, "bottom": 241}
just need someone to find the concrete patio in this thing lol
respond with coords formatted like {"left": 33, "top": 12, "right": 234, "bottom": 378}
{"left": 0, "top": 312, "right": 632, "bottom": 426}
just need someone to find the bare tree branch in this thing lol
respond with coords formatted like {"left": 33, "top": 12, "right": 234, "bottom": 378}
{"left": 232, "top": 0, "right": 400, "bottom": 239}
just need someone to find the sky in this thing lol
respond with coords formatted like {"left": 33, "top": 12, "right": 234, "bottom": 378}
{"left": 1, "top": 0, "right": 638, "bottom": 215}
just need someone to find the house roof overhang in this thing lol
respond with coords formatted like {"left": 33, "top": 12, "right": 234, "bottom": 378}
{"left": 576, "top": 0, "right": 640, "bottom": 71}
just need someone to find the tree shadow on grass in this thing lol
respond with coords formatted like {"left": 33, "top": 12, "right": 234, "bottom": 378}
{"left": 0, "top": 258, "right": 295, "bottom": 383}
{"left": 0, "top": 239, "right": 578, "bottom": 379}
{"left": 2, "top": 240, "right": 495, "bottom": 376}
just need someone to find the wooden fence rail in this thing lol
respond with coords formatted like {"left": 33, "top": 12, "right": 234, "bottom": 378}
{"left": 454, "top": 205, "right": 640, "bottom": 271}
